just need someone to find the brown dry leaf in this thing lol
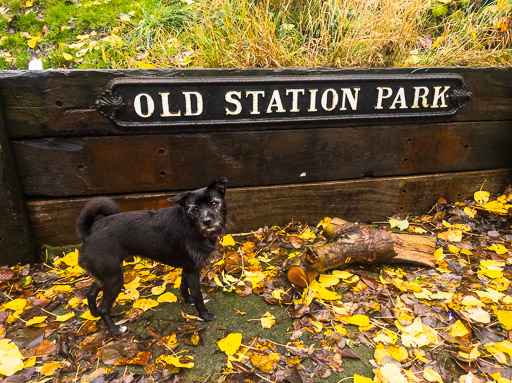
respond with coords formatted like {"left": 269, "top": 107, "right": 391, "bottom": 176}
{"left": 113, "top": 350, "right": 152, "bottom": 366}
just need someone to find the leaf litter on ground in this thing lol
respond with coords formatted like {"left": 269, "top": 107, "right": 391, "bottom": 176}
{"left": 0, "top": 185, "right": 511, "bottom": 382}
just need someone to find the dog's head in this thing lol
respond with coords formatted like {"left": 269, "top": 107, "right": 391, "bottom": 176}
{"left": 169, "top": 178, "right": 228, "bottom": 239}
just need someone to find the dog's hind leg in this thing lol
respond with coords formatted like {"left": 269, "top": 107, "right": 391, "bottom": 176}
{"left": 179, "top": 276, "right": 194, "bottom": 304}
{"left": 182, "top": 269, "right": 216, "bottom": 322}
{"left": 97, "top": 271, "right": 126, "bottom": 337}
{"left": 86, "top": 282, "right": 102, "bottom": 317}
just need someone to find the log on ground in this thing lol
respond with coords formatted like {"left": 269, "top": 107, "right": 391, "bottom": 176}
{"left": 287, "top": 218, "right": 436, "bottom": 287}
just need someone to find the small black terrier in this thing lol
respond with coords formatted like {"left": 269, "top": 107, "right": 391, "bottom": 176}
{"left": 76, "top": 178, "right": 228, "bottom": 336}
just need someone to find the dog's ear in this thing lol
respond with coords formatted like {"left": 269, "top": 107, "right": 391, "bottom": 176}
{"left": 208, "top": 177, "right": 228, "bottom": 196}
{"left": 168, "top": 192, "right": 190, "bottom": 207}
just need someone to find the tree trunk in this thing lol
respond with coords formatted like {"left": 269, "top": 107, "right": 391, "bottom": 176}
{"left": 287, "top": 218, "right": 436, "bottom": 287}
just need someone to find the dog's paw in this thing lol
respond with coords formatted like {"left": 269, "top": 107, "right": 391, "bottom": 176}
{"left": 201, "top": 311, "right": 217, "bottom": 322}
{"left": 109, "top": 324, "right": 128, "bottom": 337}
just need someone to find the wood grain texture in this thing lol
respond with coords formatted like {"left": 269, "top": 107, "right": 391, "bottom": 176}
{"left": 0, "top": 102, "right": 37, "bottom": 265}
{"left": 12, "top": 121, "right": 512, "bottom": 196}
{"left": 1, "top": 67, "right": 511, "bottom": 138}
{"left": 26, "top": 168, "right": 509, "bottom": 246}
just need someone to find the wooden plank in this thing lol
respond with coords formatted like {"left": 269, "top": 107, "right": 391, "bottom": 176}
{"left": 26, "top": 168, "right": 509, "bottom": 246}
{"left": 12, "top": 121, "right": 512, "bottom": 197}
{"left": 1, "top": 67, "right": 511, "bottom": 138}
{"left": 0, "top": 101, "right": 37, "bottom": 265}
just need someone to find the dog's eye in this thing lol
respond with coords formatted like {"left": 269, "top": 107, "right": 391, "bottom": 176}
{"left": 211, "top": 201, "right": 218, "bottom": 207}
{"left": 191, "top": 206, "right": 199, "bottom": 212}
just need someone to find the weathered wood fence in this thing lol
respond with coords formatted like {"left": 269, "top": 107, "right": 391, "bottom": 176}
{"left": 0, "top": 68, "right": 511, "bottom": 265}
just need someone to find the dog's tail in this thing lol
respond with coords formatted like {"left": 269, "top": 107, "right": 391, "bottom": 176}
{"left": 76, "top": 198, "right": 119, "bottom": 239}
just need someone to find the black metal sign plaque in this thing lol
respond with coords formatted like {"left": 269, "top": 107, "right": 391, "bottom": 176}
{"left": 97, "top": 74, "right": 471, "bottom": 127}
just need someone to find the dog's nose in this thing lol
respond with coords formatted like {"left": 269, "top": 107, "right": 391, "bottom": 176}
{"left": 203, "top": 217, "right": 212, "bottom": 226}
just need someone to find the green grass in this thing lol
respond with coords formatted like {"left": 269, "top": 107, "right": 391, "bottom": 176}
{"left": 0, "top": 0, "right": 511, "bottom": 69}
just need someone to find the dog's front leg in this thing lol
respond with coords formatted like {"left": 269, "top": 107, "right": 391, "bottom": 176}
{"left": 182, "top": 269, "right": 216, "bottom": 322}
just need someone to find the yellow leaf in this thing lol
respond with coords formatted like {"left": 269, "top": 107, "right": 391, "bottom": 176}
{"left": 343, "top": 314, "right": 370, "bottom": 327}
{"left": 27, "top": 36, "right": 38, "bottom": 48}
{"left": 461, "top": 295, "right": 484, "bottom": 307}
{"left": 40, "top": 361, "right": 61, "bottom": 376}
{"left": 62, "top": 52, "right": 73, "bottom": 61}
{"left": 449, "top": 320, "right": 469, "bottom": 337}
{"left": 117, "top": 288, "right": 139, "bottom": 303}
{"left": 0, "top": 339, "right": 24, "bottom": 377}
{"left": 157, "top": 292, "right": 177, "bottom": 303}
{"left": 474, "top": 190, "right": 490, "bottom": 204}
{"left": 4, "top": 298, "right": 27, "bottom": 311}
{"left": 496, "top": 310, "right": 512, "bottom": 330}
{"left": 24, "top": 0, "right": 33, "bottom": 7}
{"left": 156, "top": 354, "right": 194, "bottom": 369}
{"left": 493, "top": 340, "right": 512, "bottom": 357}
{"left": 487, "top": 243, "right": 509, "bottom": 255}
{"left": 136, "top": 61, "right": 157, "bottom": 69}
{"left": 438, "top": 230, "right": 463, "bottom": 242}
{"left": 378, "top": 363, "right": 408, "bottom": 383}
{"left": 373, "top": 329, "right": 398, "bottom": 345}
{"left": 464, "top": 206, "right": 477, "bottom": 218}
{"left": 465, "top": 306, "right": 490, "bottom": 323}
{"left": 220, "top": 234, "right": 235, "bottom": 247}
{"left": 55, "top": 312, "right": 74, "bottom": 322}
{"left": 217, "top": 333, "right": 242, "bottom": 355}
{"left": 448, "top": 244, "right": 460, "bottom": 254}
{"left": 54, "top": 251, "right": 79, "bottom": 267}
{"left": 260, "top": 312, "right": 276, "bottom": 328}
{"left": 244, "top": 270, "right": 266, "bottom": 288}
{"left": 332, "top": 270, "right": 355, "bottom": 280}
{"left": 23, "top": 357, "right": 36, "bottom": 368}
{"left": 250, "top": 352, "right": 279, "bottom": 374}
{"left": 151, "top": 284, "right": 167, "bottom": 295}
{"left": 80, "top": 310, "right": 100, "bottom": 321}
{"left": 67, "top": 296, "right": 85, "bottom": 309}
{"left": 412, "top": 226, "right": 428, "bottom": 234}
{"left": 26, "top": 315, "right": 47, "bottom": 326}
{"left": 298, "top": 228, "right": 316, "bottom": 241}
{"left": 191, "top": 331, "right": 200, "bottom": 346}
{"left": 132, "top": 298, "right": 159, "bottom": 311}
{"left": 424, "top": 368, "right": 444, "bottom": 383}
{"left": 318, "top": 274, "right": 340, "bottom": 287}
{"left": 389, "top": 218, "right": 409, "bottom": 231}
{"left": 158, "top": 333, "right": 179, "bottom": 349}
{"left": 271, "top": 289, "right": 285, "bottom": 300}
{"left": 354, "top": 374, "right": 373, "bottom": 383}
{"left": 434, "top": 247, "right": 445, "bottom": 261}
{"left": 334, "top": 324, "right": 347, "bottom": 335}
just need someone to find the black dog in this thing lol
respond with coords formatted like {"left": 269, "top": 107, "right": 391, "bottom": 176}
{"left": 76, "top": 178, "right": 228, "bottom": 336}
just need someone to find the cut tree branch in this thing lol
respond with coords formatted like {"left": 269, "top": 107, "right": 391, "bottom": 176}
{"left": 287, "top": 218, "right": 436, "bottom": 287}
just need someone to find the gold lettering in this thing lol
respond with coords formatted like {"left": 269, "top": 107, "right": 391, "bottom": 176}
{"left": 286, "top": 89, "right": 305, "bottom": 112}
{"left": 266, "top": 90, "right": 286, "bottom": 114}
{"left": 432, "top": 86, "right": 450, "bottom": 108}
{"left": 321, "top": 88, "right": 338, "bottom": 111}
{"left": 412, "top": 87, "right": 429, "bottom": 109}
{"left": 389, "top": 87, "right": 408, "bottom": 109}
{"left": 134, "top": 93, "right": 155, "bottom": 118}
{"left": 159, "top": 92, "right": 181, "bottom": 117}
{"left": 246, "top": 90, "right": 265, "bottom": 115}
{"left": 183, "top": 91, "right": 203, "bottom": 116}
{"left": 340, "top": 88, "right": 360, "bottom": 111}
{"left": 225, "top": 91, "right": 242, "bottom": 116}
{"left": 308, "top": 89, "right": 318, "bottom": 112}
{"left": 375, "top": 87, "right": 393, "bottom": 109}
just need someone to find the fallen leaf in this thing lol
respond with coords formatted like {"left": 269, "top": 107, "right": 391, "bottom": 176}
{"left": 217, "top": 333, "right": 242, "bottom": 355}
{"left": 0, "top": 339, "right": 24, "bottom": 377}
{"left": 260, "top": 312, "right": 276, "bottom": 328}
{"left": 156, "top": 354, "right": 194, "bottom": 369}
